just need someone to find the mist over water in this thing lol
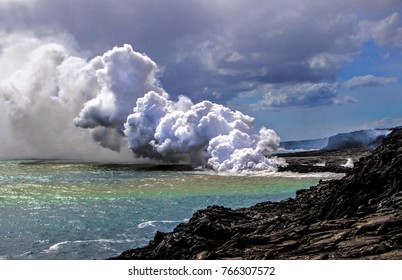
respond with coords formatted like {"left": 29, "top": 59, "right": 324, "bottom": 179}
{"left": 0, "top": 34, "right": 282, "bottom": 172}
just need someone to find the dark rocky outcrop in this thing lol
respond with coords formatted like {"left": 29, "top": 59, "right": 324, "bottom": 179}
{"left": 278, "top": 148, "right": 371, "bottom": 173}
{"left": 111, "top": 128, "right": 402, "bottom": 260}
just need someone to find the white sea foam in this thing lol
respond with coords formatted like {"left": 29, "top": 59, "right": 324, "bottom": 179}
{"left": 45, "top": 238, "right": 137, "bottom": 252}
{"left": 137, "top": 219, "right": 189, "bottom": 229}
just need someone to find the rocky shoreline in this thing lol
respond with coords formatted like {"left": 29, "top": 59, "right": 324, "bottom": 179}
{"left": 111, "top": 128, "right": 402, "bottom": 260}
{"left": 277, "top": 147, "right": 371, "bottom": 173}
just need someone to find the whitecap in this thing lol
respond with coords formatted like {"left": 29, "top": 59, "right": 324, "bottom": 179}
{"left": 137, "top": 219, "right": 188, "bottom": 229}
{"left": 47, "top": 240, "right": 70, "bottom": 251}
{"left": 137, "top": 221, "right": 156, "bottom": 229}
{"left": 44, "top": 238, "right": 137, "bottom": 253}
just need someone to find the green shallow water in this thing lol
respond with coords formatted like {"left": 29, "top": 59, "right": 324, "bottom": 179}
{"left": 0, "top": 160, "right": 339, "bottom": 259}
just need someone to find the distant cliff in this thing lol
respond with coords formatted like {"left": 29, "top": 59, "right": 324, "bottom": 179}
{"left": 111, "top": 128, "right": 402, "bottom": 260}
{"left": 324, "top": 129, "right": 390, "bottom": 150}
{"left": 279, "top": 129, "right": 391, "bottom": 151}
{"left": 280, "top": 138, "right": 328, "bottom": 150}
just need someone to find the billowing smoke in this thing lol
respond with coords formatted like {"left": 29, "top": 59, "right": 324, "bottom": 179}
{"left": 0, "top": 34, "right": 282, "bottom": 171}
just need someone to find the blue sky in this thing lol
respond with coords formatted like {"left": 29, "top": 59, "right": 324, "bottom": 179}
{"left": 244, "top": 41, "right": 402, "bottom": 140}
{"left": 1, "top": 0, "right": 401, "bottom": 140}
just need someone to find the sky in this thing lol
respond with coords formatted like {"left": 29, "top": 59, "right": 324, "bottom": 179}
{"left": 0, "top": 0, "right": 401, "bottom": 141}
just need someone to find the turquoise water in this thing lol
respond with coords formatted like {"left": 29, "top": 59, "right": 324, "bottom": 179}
{"left": 0, "top": 160, "right": 336, "bottom": 259}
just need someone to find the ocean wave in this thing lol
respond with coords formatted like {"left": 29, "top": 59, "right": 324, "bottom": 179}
{"left": 137, "top": 219, "right": 189, "bottom": 229}
{"left": 44, "top": 238, "right": 137, "bottom": 252}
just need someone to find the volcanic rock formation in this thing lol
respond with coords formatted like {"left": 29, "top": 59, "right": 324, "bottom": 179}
{"left": 111, "top": 128, "right": 402, "bottom": 260}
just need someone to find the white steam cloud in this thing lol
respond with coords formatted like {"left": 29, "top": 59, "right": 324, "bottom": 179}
{"left": 0, "top": 34, "right": 136, "bottom": 161}
{"left": 73, "top": 44, "right": 165, "bottom": 151}
{"left": 0, "top": 34, "right": 282, "bottom": 172}
{"left": 124, "top": 92, "right": 282, "bottom": 172}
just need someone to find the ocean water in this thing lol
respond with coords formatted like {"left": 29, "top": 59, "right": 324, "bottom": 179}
{"left": 0, "top": 160, "right": 341, "bottom": 260}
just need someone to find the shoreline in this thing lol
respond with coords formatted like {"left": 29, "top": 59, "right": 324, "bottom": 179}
{"left": 277, "top": 147, "right": 371, "bottom": 173}
{"left": 111, "top": 128, "right": 402, "bottom": 260}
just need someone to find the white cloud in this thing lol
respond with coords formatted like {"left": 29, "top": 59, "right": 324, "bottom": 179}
{"left": 333, "top": 95, "right": 358, "bottom": 105}
{"left": 343, "top": 95, "right": 358, "bottom": 104}
{"left": 358, "top": 12, "right": 402, "bottom": 47}
{"left": 308, "top": 53, "right": 354, "bottom": 70}
{"left": 0, "top": 0, "right": 36, "bottom": 5}
{"left": 0, "top": 0, "right": 367, "bottom": 102}
{"left": 255, "top": 83, "right": 339, "bottom": 109}
{"left": 361, "top": 117, "right": 402, "bottom": 129}
{"left": 344, "top": 74, "right": 398, "bottom": 89}
{"left": 1, "top": 0, "right": 401, "bottom": 108}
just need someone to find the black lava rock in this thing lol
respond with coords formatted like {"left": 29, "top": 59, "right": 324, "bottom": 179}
{"left": 111, "top": 128, "right": 402, "bottom": 260}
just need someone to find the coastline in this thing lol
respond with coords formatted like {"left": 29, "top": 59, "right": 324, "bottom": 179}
{"left": 111, "top": 128, "right": 402, "bottom": 260}
{"left": 277, "top": 147, "right": 371, "bottom": 173}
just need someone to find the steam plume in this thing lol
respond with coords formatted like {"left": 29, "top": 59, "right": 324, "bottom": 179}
{"left": 0, "top": 35, "right": 282, "bottom": 171}
{"left": 124, "top": 92, "right": 282, "bottom": 172}
{"left": 74, "top": 44, "right": 165, "bottom": 150}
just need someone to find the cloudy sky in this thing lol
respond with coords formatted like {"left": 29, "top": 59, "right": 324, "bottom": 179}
{"left": 1, "top": 0, "right": 401, "bottom": 140}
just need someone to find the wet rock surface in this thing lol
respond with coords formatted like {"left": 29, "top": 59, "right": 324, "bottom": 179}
{"left": 111, "top": 129, "right": 402, "bottom": 260}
